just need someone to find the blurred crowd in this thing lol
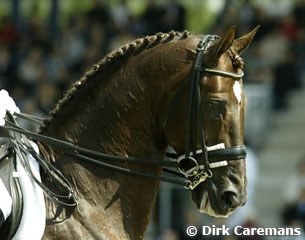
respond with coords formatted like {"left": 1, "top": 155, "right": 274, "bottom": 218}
{"left": 1, "top": 0, "right": 305, "bottom": 239}
{"left": 0, "top": 0, "right": 186, "bottom": 120}
{"left": 212, "top": 0, "right": 305, "bottom": 111}
{"left": 1, "top": 0, "right": 304, "bottom": 117}
{"left": 282, "top": 156, "right": 305, "bottom": 239}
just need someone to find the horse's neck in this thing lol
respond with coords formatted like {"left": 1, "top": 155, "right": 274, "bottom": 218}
{"left": 40, "top": 60, "right": 167, "bottom": 239}
{"left": 39, "top": 38, "right": 196, "bottom": 238}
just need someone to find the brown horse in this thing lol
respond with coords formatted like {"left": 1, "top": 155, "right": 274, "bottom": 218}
{"left": 2, "top": 27, "right": 258, "bottom": 239}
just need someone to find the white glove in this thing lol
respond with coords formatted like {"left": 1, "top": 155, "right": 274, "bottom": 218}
{"left": 0, "top": 89, "right": 20, "bottom": 126}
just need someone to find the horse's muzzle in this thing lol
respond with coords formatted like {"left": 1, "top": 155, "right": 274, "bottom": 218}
{"left": 219, "top": 189, "right": 240, "bottom": 211}
{"left": 196, "top": 179, "right": 246, "bottom": 217}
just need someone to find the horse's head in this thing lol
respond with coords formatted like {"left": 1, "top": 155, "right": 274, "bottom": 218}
{"left": 163, "top": 26, "right": 259, "bottom": 217}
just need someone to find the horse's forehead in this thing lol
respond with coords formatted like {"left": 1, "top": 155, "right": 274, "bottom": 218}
{"left": 202, "top": 77, "right": 234, "bottom": 93}
{"left": 202, "top": 52, "right": 242, "bottom": 97}
{"left": 202, "top": 78, "right": 243, "bottom": 105}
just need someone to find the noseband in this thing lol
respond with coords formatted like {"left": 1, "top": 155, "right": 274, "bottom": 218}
{"left": 1, "top": 35, "right": 246, "bottom": 208}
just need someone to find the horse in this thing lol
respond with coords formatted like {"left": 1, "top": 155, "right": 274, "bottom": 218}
{"left": 0, "top": 26, "right": 258, "bottom": 239}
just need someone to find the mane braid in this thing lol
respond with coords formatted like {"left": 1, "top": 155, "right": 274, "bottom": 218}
{"left": 39, "top": 30, "right": 193, "bottom": 133}
{"left": 229, "top": 48, "right": 244, "bottom": 69}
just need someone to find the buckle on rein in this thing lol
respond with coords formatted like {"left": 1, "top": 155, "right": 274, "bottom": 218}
{"left": 185, "top": 171, "right": 210, "bottom": 191}
{"left": 178, "top": 156, "right": 213, "bottom": 191}
{"left": 177, "top": 143, "right": 228, "bottom": 190}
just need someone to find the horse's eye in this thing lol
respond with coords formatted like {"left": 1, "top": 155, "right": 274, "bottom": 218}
{"left": 207, "top": 99, "right": 227, "bottom": 119}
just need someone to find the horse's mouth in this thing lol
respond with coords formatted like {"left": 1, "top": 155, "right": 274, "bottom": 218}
{"left": 192, "top": 181, "right": 245, "bottom": 218}
{"left": 198, "top": 191, "right": 234, "bottom": 218}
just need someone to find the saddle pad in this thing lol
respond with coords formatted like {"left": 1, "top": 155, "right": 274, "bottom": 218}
{"left": 12, "top": 143, "right": 46, "bottom": 240}
{"left": 0, "top": 177, "right": 12, "bottom": 223}
{"left": 0, "top": 141, "right": 13, "bottom": 228}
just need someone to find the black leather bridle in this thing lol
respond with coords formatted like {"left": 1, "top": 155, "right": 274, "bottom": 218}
{"left": 0, "top": 35, "right": 246, "bottom": 208}
{"left": 163, "top": 35, "right": 246, "bottom": 190}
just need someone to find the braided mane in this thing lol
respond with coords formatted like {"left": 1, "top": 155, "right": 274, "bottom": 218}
{"left": 228, "top": 47, "right": 245, "bottom": 70}
{"left": 39, "top": 30, "right": 193, "bottom": 133}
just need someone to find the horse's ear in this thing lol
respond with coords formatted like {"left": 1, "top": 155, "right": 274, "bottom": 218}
{"left": 210, "top": 26, "right": 236, "bottom": 61}
{"left": 233, "top": 26, "right": 260, "bottom": 55}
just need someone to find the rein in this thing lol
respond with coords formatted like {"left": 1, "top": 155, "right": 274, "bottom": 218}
{"left": 0, "top": 36, "right": 247, "bottom": 209}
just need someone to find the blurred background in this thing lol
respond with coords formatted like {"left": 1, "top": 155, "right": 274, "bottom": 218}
{"left": 0, "top": 0, "right": 305, "bottom": 239}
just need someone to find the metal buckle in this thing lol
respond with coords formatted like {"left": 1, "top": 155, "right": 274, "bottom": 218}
{"left": 196, "top": 41, "right": 205, "bottom": 51}
{"left": 178, "top": 156, "right": 200, "bottom": 177}
{"left": 184, "top": 171, "right": 209, "bottom": 190}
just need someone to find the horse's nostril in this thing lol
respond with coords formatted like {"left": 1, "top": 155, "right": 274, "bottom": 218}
{"left": 220, "top": 191, "right": 239, "bottom": 210}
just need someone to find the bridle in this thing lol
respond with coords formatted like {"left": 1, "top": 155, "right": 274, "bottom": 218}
{"left": 164, "top": 35, "right": 246, "bottom": 190}
{"left": 0, "top": 35, "right": 246, "bottom": 208}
